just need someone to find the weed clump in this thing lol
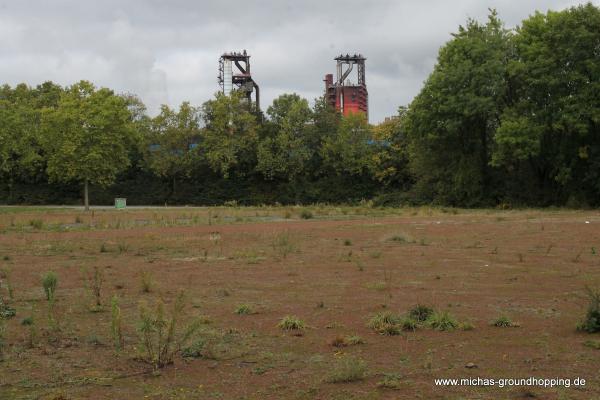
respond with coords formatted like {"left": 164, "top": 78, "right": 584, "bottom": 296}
{"left": 367, "top": 311, "right": 403, "bottom": 335}
{"left": 137, "top": 291, "right": 201, "bottom": 369}
{"left": 140, "top": 270, "right": 154, "bottom": 293}
{"left": 329, "top": 334, "right": 364, "bottom": 347}
{"left": 41, "top": 271, "right": 58, "bottom": 301}
{"left": 277, "top": 315, "right": 305, "bottom": 331}
{"left": 491, "top": 316, "right": 515, "bottom": 328}
{"left": 327, "top": 356, "right": 367, "bottom": 383}
{"left": 577, "top": 287, "right": 600, "bottom": 333}
{"left": 84, "top": 266, "right": 104, "bottom": 307}
{"left": 409, "top": 304, "right": 434, "bottom": 322}
{"left": 427, "top": 311, "right": 458, "bottom": 331}
{"left": 29, "top": 219, "right": 43, "bottom": 230}
{"left": 377, "top": 373, "right": 402, "bottom": 389}
{"left": 235, "top": 304, "right": 252, "bottom": 315}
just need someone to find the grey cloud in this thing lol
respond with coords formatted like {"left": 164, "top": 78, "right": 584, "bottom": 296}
{"left": 0, "top": 0, "right": 595, "bottom": 122}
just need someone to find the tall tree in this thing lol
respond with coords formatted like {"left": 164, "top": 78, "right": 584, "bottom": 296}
{"left": 405, "top": 10, "right": 511, "bottom": 205}
{"left": 201, "top": 92, "right": 258, "bottom": 178}
{"left": 142, "top": 102, "right": 201, "bottom": 197}
{"left": 256, "top": 93, "right": 313, "bottom": 183}
{"left": 42, "top": 81, "right": 134, "bottom": 210}
{"left": 0, "top": 82, "right": 63, "bottom": 199}
{"left": 321, "top": 112, "right": 375, "bottom": 176}
{"left": 492, "top": 3, "right": 600, "bottom": 205}
{"left": 372, "top": 107, "right": 412, "bottom": 189}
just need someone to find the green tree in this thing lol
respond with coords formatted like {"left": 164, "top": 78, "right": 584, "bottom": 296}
{"left": 142, "top": 102, "right": 201, "bottom": 197}
{"left": 372, "top": 107, "right": 412, "bottom": 189}
{"left": 42, "top": 81, "right": 134, "bottom": 210}
{"left": 201, "top": 92, "right": 258, "bottom": 178}
{"left": 405, "top": 10, "right": 511, "bottom": 205}
{"left": 492, "top": 3, "right": 600, "bottom": 205}
{"left": 321, "top": 112, "right": 374, "bottom": 176}
{"left": 0, "top": 82, "right": 63, "bottom": 199}
{"left": 256, "top": 93, "right": 313, "bottom": 182}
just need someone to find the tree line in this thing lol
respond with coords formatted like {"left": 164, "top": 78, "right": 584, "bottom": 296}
{"left": 1, "top": 3, "right": 598, "bottom": 208}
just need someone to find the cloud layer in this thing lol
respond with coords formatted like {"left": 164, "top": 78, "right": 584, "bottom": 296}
{"left": 0, "top": 0, "right": 591, "bottom": 122}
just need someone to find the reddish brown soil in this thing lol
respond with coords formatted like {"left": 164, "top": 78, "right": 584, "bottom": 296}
{"left": 0, "top": 207, "right": 599, "bottom": 399}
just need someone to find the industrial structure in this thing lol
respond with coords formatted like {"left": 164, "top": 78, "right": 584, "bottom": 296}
{"left": 324, "top": 54, "right": 368, "bottom": 120}
{"left": 218, "top": 50, "right": 260, "bottom": 111}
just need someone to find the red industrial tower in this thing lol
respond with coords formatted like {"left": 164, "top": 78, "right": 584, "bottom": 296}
{"left": 324, "top": 54, "right": 368, "bottom": 120}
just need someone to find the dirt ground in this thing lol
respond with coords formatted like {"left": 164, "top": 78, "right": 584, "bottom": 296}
{"left": 0, "top": 206, "right": 599, "bottom": 400}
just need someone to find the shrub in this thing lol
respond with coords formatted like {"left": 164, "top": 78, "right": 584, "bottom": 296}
{"left": 41, "top": 271, "right": 58, "bottom": 302}
{"left": 277, "top": 315, "right": 305, "bottom": 331}
{"left": 300, "top": 210, "right": 313, "bottom": 219}
{"left": 343, "top": 239, "right": 352, "bottom": 246}
{"left": 111, "top": 296, "right": 124, "bottom": 352}
{"left": 137, "top": 291, "right": 201, "bottom": 369}
{"left": 578, "top": 287, "right": 600, "bottom": 333}
{"left": 327, "top": 356, "right": 367, "bottom": 383}
{"left": 427, "top": 311, "right": 458, "bottom": 331}
{"left": 409, "top": 304, "right": 434, "bottom": 322}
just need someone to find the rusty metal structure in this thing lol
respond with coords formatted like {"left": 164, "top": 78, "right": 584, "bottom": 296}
{"left": 218, "top": 50, "right": 260, "bottom": 111}
{"left": 324, "top": 53, "right": 368, "bottom": 120}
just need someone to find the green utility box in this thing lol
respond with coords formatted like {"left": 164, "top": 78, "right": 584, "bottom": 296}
{"left": 115, "top": 198, "right": 127, "bottom": 209}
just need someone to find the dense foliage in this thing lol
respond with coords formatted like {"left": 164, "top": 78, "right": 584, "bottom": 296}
{"left": 0, "top": 4, "right": 598, "bottom": 207}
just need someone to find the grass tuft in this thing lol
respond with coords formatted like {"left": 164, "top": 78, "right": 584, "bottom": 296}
{"left": 427, "top": 311, "right": 458, "bottom": 331}
{"left": 277, "top": 315, "right": 305, "bottom": 331}
{"left": 327, "top": 356, "right": 367, "bottom": 383}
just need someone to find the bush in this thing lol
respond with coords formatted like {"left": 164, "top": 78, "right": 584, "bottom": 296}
{"left": 41, "top": 271, "right": 58, "bottom": 301}
{"left": 427, "top": 311, "right": 458, "bottom": 331}
{"left": 277, "top": 315, "right": 305, "bottom": 331}
{"left": 578, "top": 288, "right": 600, "bottom": 333}
{"left": 300, "top": 210, "right": 313, "bottom": 219}
{"left": 327, "top": 356, "right": 367, "bottom": 383}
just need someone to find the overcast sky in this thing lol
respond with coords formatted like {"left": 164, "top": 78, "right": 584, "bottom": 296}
{"left": 0, "top": 0, "right": 595, "bottom": 122}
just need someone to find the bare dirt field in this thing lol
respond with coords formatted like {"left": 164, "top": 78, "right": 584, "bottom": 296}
{"left": 0, "top": 206, "right": 599, "bottom": 400}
